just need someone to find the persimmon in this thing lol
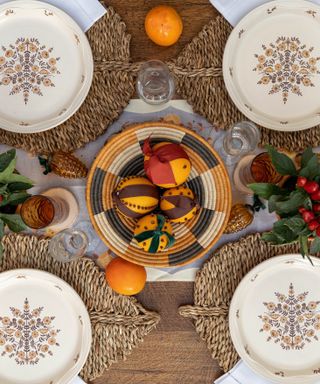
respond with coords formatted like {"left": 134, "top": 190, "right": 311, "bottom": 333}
{"left": 105, "top": 257, "right": 146, "bottom": 295}
{"left": 145, "top": 5, "right": 183, "bottom": 47}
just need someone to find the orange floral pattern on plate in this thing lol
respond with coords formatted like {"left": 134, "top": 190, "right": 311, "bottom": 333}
{"left": 253, "top": 36, "right": 320, "bottom": 104}
{"left": 259, "top": 283, "right": 320, "bottom": 350}
{"left": 0, "top": 37, "right": 60, "bottom": 105}
{"left": 0, "top": 298, "right": 60, "bottom": 365}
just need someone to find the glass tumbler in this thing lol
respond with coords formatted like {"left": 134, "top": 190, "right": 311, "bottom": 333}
{"left": 20, "top": 195, "right": 69, "bottom": 230}
{"left": 215, "top": 121, "right": 261, "bottom": 166}
{"left": 49, "top": 229, "right": 88, "bottom": 263}
{"left": 233, "top": 152, "right": 283, "bottom": 194}
{"left": 136, "top": 60, "right": 175, "bottom": 104}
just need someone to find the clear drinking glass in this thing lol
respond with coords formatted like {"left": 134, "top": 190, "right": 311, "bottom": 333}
{"left": 49, "top": 229, "right": 88, "bottom": 263}
{"left": 136, "top": 60, "right": 175, "bottom": 104}
{"left": 215, "top": 121, "right": 261, "bottom": 166}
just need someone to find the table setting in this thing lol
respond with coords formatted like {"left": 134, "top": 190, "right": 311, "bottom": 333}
{"left": 1, "top": 0, "right": 320, "bottom": 383}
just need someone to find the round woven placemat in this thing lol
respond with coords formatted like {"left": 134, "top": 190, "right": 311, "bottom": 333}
{"left": 0, "top": 5, "right": 134, "bottom": 154}
{"left": 178, "top": 233, "right": 305, "bottom": 373}
{"left": 171, "top": 16, "right": 320, "bottom": 152}
{"left": 0, "top": 233, "right": 160, "bottom": 382}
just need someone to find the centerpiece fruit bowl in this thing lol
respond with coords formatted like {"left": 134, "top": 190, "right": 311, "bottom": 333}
{"left": 86, "top": 122, "right": 231, "bottom": 267}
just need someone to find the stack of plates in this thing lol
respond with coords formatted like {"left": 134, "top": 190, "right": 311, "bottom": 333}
{"left": 223, "top": 0, "right": 320, "bottom": 131}
{"left": 0, "top": 269, "right": 91, "bottom": 384}
{"left": 229, "top": 255, "right": 320, "bottom": 383}
{"left": 0, "top": 0, "right": 93, "bottom": 133}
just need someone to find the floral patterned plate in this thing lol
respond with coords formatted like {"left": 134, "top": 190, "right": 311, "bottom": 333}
{"left": 0, "top": 0, "right": 93, "bottom": 133}
{"left": 0, "top": 269, "right": 91, "bottom": 384}
{"left": 229, "top": 254, "right": 320, "bottom": 383}
{"left": 223, "top": 0, "right": 320, "bottom": 132}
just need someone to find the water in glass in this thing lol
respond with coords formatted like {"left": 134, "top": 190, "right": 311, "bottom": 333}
{"left": 136, "top": 60, "right": 175, "bottom": 105}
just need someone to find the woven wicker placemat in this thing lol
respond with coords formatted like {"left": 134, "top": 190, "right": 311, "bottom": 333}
{"left": 172, "top": 16, "right": 320, "bottom": 152}
{"left": 0, "top": 233, "right": 160, "bottom": 382}
{"left": 0, "top": 5, "right": 134, "bottom": 154}
{"left": 178, "top": 233, "right": 303, "bottom": 373}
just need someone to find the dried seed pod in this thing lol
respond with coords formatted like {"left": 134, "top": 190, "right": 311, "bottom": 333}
{"left": 224, "top": 203, "right": 254, "bottom": 234}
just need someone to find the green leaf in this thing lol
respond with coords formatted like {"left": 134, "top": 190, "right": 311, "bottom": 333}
{"left": 0, "top": 157, "right": 16, "bottom": 183}
{"left": 0, "top": 213, "right": 26, "bottom": 232}
{"left": 301, "top": 147, "right": 314, "bottom": 168}
{"left": 0, "top": 149, "right": 15, "bottom": 172}
{"left": 299, "top": 155, "right": 320, "bottom": 180}
{"left": 299, "top": 235, "right": 309, "bottom": 257}
{"left": 273, "top": 220, "right": 296, "bottom": 242}
{"left": 0, "top": 184, "right": 8, "bottom": 195}
{"left": 281, "top": 216, "right": 306, "bottom": 235}
{"left": 262, "top": 231, "right": 286, "bottom": 244}
{"left": 248, "top": 183, "right": 287, "bottom": 200}
{"left": 7, "top": 182, "right": 33, "bottom": 192}
{"left": 268, "top": 195, "right": 286, "bottom": 213}
{"left": 0, "top": 192, "right": 30, "bottom": 206}
{"left": 266, "top": 145, "right": 298, "bottom": 176}
{"left": 310, "top": 236, "right": 320, "bottom": 255}
{"left": 275, "top": 189, "right": 309, "bottom": 215}
{"left": 4, "top": 173, "right": 33, "bottom": 185}
{"left": 0, "top": 220, "right": 5, "bottom": 239}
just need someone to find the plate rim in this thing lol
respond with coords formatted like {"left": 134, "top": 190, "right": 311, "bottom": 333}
{"left": 0, "top": 0, "right": 93, "bottom": 134}
{"left": 229, "top": 254, "right": 320, "bottom": 384}
{"left": 223, "top": 0, "right": 320, "bottom": 132}
{"left": 86, "top": 121, "right": 232, "bottom": 268}
{"left": 0, "top": 268, "right": 92, "bottom": 384}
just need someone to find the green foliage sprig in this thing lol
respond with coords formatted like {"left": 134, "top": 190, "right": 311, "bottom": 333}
{"left": 0, "top": 149, "right": 33, "bottom": 257}
{"left": 249, "top": 146, "right": 320, "bottom": 261}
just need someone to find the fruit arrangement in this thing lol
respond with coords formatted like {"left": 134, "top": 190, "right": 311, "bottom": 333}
{"left": 250, "top": 146, "right": 320, "bottom": 259}
{"left": 113, "top": 139, "right": 199, "bottom": 254}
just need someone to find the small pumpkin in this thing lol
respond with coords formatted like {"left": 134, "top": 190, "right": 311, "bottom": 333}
{"left": 112, "top": 176, "right": 159, "bottom": 219}
{"left": 160, "top": 185, "right": 198, "bottom": 223}
{"left": 134, "top": 214, "right": 175, "bottom": 253}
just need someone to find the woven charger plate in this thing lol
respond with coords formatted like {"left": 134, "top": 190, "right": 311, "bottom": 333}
{"left": 179, "top": 233, "right": 313, "bottom": 374}
{"left": 86, "top": 122, "right": 231, "bottom": 267}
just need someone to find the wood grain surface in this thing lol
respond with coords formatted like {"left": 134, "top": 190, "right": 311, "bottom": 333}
{"left": 91, "top": 1, "right": 221, "bottom": 383}
{"left": 91, "top": 282, "right": 223, "bottom": 384}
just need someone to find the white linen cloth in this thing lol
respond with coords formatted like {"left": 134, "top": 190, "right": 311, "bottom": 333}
{"left": 0, "top": 0, "right": 106, "bottom": 31}
{"left": 215, "top": 360, "right": 320, "bottom": 384}
{"left": 210, "top": 0, "right": 320, "bottom": 26}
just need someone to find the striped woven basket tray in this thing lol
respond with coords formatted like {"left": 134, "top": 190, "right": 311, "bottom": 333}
{"left": 86, "top": 122, "right": 231, "bottom": 267}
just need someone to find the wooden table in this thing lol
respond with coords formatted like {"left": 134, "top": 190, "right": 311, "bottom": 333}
{"left": 92, "top": 1, "right": 223, "bottom": 383}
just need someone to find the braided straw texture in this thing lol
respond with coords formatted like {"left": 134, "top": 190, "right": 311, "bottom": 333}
{"left": 0, "top": 5, "right": 134, "bottom": 154}
{"left": 179, "top": 233, "right": 302, "bottom": 373}
{"left": 0, "top": 233, "right": 160, "bottom": 382}
{"left": 172, "top": 16, "right": 320, "bottom": 152}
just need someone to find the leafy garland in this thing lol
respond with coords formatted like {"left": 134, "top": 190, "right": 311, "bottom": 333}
{"left": 250, "top": 146, "right": 320, "bottom": 260}
{"left": 0, "top": 149, "right": 33, "bottom": 256}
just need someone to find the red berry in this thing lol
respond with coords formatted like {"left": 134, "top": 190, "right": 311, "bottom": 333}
{"left": 308, "top": 220, "right": 320, "bottom": 231}
{"left": 0, "top": 195, "right": 3, "bottom": 203}
{"left": 299, "top": 207, "right": 307, "bottom": 214}
{"left": 314, "top": 204, "right": 320, "bottom": 213}
{"left": 311, "top": 190, "right": 320, "bottom": 201}
{"left": 316, "top": 227, "right": 320, "bottom": 237}
{"left": 296, "top": 176, "right": 307, "bottom": 187}
{"left": 304, "top": 181, "right": 320, "bottom": 194}
{"left": 302, "top": 210, "right": 315, "bottom": 223}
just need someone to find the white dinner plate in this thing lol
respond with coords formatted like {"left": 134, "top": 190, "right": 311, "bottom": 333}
{"left": 229, "top": 254, "right": 320, "bottom": 383}
{"left": 0, "top": 269, "right": 91, "bottom": 384}
{"left": 0, "top": 0, "right": 93, "bottom": 133}
{"left": 223, "top": 0, "right": 320, "bottom": 131}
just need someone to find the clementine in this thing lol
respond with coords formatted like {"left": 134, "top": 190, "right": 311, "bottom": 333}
{"left": 145, "top": 5, "right": 183, "bottom": 47}
{"left": 105, "top": 257, "right": 147, "bottom": 295}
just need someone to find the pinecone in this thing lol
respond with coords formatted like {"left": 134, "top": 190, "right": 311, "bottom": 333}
{"left": 224, "top": 204, "right": 254, "bottom": 234}
{"left": 38, "top": 151, "right": 87, "bottom": 179}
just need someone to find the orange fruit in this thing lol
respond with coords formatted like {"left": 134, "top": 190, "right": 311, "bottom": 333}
{"left": 105, "top": 257, "right": 147, "bottom": 296}
{"left": 145, "top": 5, "right": 183, "bottom": 47}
